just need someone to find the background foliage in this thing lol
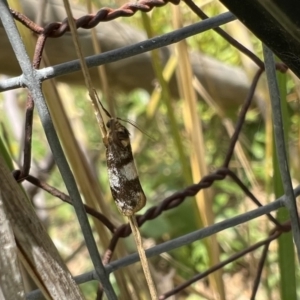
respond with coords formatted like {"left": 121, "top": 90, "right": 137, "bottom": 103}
{"left": 1, "top": 0, "right": 300, "bottom": 299}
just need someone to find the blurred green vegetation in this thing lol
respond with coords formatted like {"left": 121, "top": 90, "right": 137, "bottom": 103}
{"left": 1, "top": 0, "right": 300, "bottom": 299}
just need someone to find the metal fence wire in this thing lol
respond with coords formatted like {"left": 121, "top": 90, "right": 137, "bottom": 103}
{"left": 0, "top": 0, "right": 300, "bottom": 299}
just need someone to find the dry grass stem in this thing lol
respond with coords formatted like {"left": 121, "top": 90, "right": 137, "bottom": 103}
{"left": 128, "top": 215, "right": 158, "bottom": 300}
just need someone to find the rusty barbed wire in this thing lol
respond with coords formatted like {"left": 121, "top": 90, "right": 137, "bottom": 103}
{"left": 10, "top": 0, "right": 180, "bottom": 38}
{"left": 17, "top": 45, "right": 287, "bottom": 297}
{"left": 21, "top": 62, "right": 283, "bottom": 270}
{"left": 24, "top": 162, "right": 282, "bottom": 259}
{"left": 101, "top": 66, "right": 281, "bottom": 264}
{"left": 2, "top": 1, "right": 295, "bottom": 299}
{"left": 25, "top": 174, "right": 117, "bottom": 234}
{"left": 20, "top": 53, "right": 287, "bottom": 297}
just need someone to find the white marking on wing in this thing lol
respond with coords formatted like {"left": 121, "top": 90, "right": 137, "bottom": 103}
{"left": 121, "top": 162, "right": 138, "bottom": 181}
{"left": 108, "top": 167, "right": 121, "bottom": 188}
{"left": 107, "top": 151, "right": 114, "bottom": 161}
{"left": 116, "top": 199, "right": 125, "bottom": 208}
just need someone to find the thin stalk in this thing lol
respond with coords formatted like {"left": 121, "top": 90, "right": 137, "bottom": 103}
{"left": 128, "top": 216, "right": 158, "bottom": 300}
{"left": 171, "top": 5, "right": 225, "bottom": 300}
{"left": 86, "top": 0, "right": 115, "bottom": 117}
{"left": 141, "top": 12, "right": 192, "bottom": 184}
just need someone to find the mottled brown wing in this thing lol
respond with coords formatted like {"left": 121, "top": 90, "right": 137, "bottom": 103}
{"left": 106, "top": 119, "right": 146, "bottom": 216}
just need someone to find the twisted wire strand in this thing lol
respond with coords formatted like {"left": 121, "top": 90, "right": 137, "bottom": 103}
{"left": 10, "top": 0, "right": 180, "bottom": 37}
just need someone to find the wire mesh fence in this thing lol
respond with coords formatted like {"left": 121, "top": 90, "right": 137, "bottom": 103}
{"left": 0, "top": 0, "right": 299, "bottom": 299}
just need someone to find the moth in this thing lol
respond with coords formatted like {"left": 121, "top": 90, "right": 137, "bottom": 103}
{"left": 98, "top": 101, "right": 146, "bottom": 216}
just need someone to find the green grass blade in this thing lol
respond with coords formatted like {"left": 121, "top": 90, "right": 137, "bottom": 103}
{"left": 274, "top": 63, "right": 297, "bottom": 300}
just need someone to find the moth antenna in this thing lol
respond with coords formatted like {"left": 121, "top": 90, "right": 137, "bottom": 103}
{"left": 117, "top": 117, "right": 155, "bottom": 141}
{"left": 93, "top": 89, "right": 112, "bottom": 118}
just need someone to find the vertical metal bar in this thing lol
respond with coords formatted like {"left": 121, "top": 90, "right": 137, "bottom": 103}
{"left": 263, "top": 44, "right": 300, "bottom": 262}
{"left": 0, "top": 1, "right": 117, "bottom": 298}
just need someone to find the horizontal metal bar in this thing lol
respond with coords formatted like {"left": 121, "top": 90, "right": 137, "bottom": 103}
{"left": 106, "top": 196, "right": 285, "bottom": 273}
{"left": 26, "top": 185, "right": 300, "bottom": 300}
{"left": 0, "top": 11, "right": 236, "bottom": 92}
